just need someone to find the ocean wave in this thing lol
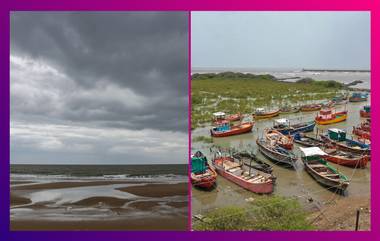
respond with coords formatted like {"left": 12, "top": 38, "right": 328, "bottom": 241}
{"left": 11, "top": 173, "right": 188, "bottom": 182}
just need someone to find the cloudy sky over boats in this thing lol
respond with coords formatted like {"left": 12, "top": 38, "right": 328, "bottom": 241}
{"left": 10, "top": 12, "right": 188, "bottom": 164}
{"left": 192, "top": 11, "right": 370, "bottom": 70}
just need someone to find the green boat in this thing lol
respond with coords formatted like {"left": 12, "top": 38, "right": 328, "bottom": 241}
{"left": 300, "top": 147, "right": 349, "bottom": 192}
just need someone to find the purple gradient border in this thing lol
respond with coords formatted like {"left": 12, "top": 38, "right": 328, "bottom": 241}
{"left": 1, "top": 0, "right": 379, "bottom": 240}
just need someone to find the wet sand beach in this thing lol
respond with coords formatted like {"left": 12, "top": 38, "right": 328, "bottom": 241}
{"left": 11, "top": 173, "right": 188, "bottom": 230}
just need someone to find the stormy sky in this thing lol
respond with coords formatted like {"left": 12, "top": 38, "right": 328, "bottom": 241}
{"left": 10, "top": 12, "right": 188, "bottom": 164}
{"left": 192, "top": 12, "right": 370, "bottom": 70}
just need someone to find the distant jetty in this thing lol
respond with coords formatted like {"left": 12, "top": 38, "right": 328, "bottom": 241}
{"left": 302, "top": 68, "right": 370, "bottom": 73}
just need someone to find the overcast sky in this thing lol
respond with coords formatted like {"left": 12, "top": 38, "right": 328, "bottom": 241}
{"left": 192, "top": 11, "right": 370, "bottom": 70}
{"left": 10, "top": 12, "right": 188, "bottom": 165}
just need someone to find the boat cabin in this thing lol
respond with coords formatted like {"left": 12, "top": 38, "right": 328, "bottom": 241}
{"left": 191, "top": 154, "right": 208, "bottom": 174}
{"left": 214, "top": 121, "right": 230, "bottom": 132}
{"left": 255, "top": 108, "right": 265, "bottom": 114}
{"left": 363, "top": 105, "right": 370, "bottom": 113}
{"left": 213, "top": 112, "right": 226, "bottom": 121}
{"left": 328, "top": 128, "right": 346, "bottom": 141}
{"left": 300, "top": 147, "right": 327, "bottom": 161}
{"left": 274, "top": 118, "right": 290, "bottom": 128}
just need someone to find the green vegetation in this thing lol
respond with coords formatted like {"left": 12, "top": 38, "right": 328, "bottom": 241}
{"left": 193, "top": 195, "right": 314, "bottom": 231}
{"left": 192, "top": 72, "right": 346, "bottom": 128}
{"left": 192, "top": 135, "right": 213, "bottom": 143}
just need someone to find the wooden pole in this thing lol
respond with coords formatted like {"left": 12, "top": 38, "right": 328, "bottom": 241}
{"left": 355, "top": 209, "right": 360, "bottom": 231}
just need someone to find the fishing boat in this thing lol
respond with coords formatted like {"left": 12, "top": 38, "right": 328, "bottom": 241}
{"left": 264, "top": 129, "right": 294, "bottom": 150}
{"left": 212, "top": 154, "right": 275, "bottom": 194}
{"left": 210, "top": 120, "right": 254, "bottom": 137}
{"left": 360, "top": 105, "right": 370, "bottom": 118}
{"left": 253, "top": 108, "right": 280, "bottom": 119}
{"left": 272, "top": 118, "right": 315, "bottom": 135}
{"left": 321, "top": 100, "right": 335, "bottom": 108}
{"left": 279, "top": 106, "right": 300, "bottom": 114}
{"left": 300, "top": 104, "right": 322, "bottom": 112}
{"left": 293, "top": 133, "right": 325, "bottom": 147}
{"left": 323, "top": 147, "right": 369, "bottom": 168}
{"left": 212, "top": 112, "right": 242, "bottom": 125}
{"left": 320, "top": 128, "right": 370, "bottom": 155}
{"left": 332, "top": 94, "right": 348, "bottom": 102}
{"left": 315, "top": 108, "right": 347, "bottom": 125}
{"left": 232, "top": 151, "right": 273, "bottom": 174}
{"left": 191, "top": 151, "right": 217, "bottom": 189}
{"left": 256, "top": 138, "right": 297, "bottom": 167}
{"left": 352, "top": 123, "right": 370, "bottom": 140}
{"left": 300, "top": 147, "right": 349, "bottom": 192}
{"left": 349, "top": 92, "right": 368, "bottom": 102}
{"left": 333, "top": 99, "right": 348, "bottom": 106}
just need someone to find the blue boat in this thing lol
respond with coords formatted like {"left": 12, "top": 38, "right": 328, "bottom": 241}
{"left": 321, "top": 128, "right": 370, "bottom": 155}
{"left": 272, "top": 118, "right": 315, "bottom": 135}
{"left": 349, "top": 92, "right": 368, "bottom": 102}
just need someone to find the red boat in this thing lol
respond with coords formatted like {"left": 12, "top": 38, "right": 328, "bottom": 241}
{"left": 210, "top": 121, "right": 254, "bottom": 137}
{"left": 360, "top": 106, "right": 370, "bottom": 118}
{"left": 191, "top": 151, "right": 217, "bottom": 189}
{"left": 353, "top": 127, "right": 370, "bottom": 140}
{"left": 212, "top": 112, "right": 242, "bottom": 125}
{"left": 300, "top": 104, "right": 322, "bottom": 112}
{"left": 212, "top": 155, "right": 274, "bottom": 194}
{"left": 264, "top": 129, "right": 294, "bottom": 150}
{"left": 323, "top": 148, "right": 369, "bottom": 168}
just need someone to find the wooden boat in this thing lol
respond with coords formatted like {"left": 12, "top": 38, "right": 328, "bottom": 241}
{"left": 232, "top": 151, "right": 273, "bottom": 174}
{"left": 293, "top": 133, "right": 325, "bottom": 147}
{"left": 272, "top": 118, "right": 315, "bottom": 135}
{"left": 256, "top": 138, "right": 297, "bottom": 167}
{"left": 315, "top": 108, "right": 347, "bottom": 125}
{"left": 253, "top": 108, "right": 280, "bottom": 119}
{"left": 264, "top": 129, "right": 294, "bottom": 150}
{"left": 300, "top": 104, "right": 322, "bottom": 112}
{"left": 212, "top": 112, "right": 242, "bottom": 125}
{"left": 300, "top": 147, "right": 349, "bottom": 192}
{"left": 210, "top": 121, "right": 254, "bottom": 137}
{"left": 332, "top": 95, "right": 348, "bottom": 102}
{"left": 353, "top": 124, "right": 370, "bottom": 140}
{"left": 321, "top": 100, "right": 335, "bottom": 108}
{"left": 279, "top": 106, "right": 300, "bottom": 114}
{"left": 349, "top": 92, "right": 368, "bottom": 102}
{"left": 212, "top": 155, "right": 275, "bottom": 194}
{"left": 320, "top": 129, "right": 370, "bottom": 155}
{"left": 191, "top": 151, "right": 217, "bottom": 189}
{"left": 360, "top": 105, "right": 370, "bottom": 118}
{"left": 323, "top": 147, "right": 369, "bottom": 168}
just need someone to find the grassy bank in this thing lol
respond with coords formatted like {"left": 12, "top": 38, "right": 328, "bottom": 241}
{"left": 193, "top": 195, "right": 314, "bottom": 231}
{"left": 192, "top": 72, "right": 346, "bottom": 128}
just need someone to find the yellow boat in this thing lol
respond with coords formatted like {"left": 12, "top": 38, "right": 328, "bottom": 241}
{"left": 253, "top": 108, "right": 280, "bottom": 120}
{"left": 315, "top": 108, "right": 348, "bottom": 125}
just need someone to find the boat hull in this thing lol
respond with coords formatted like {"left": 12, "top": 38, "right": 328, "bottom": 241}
{"left": 256, "top": 139, "right": 296, "bottom": 167}
{"left": 191, "top": 167, "right": 217, "bottom": 189}
{"left": 304, "top": 163, "right": 349, "bottom": 192}
{"left": 215, "top": 166, "right": 273, "bottom": 194}
{"left": 276, "top": 122, "right": 315, "bottom": 135}
{"left": 360, "top": 110, "right": 370, "bottom": 118}
{"left": 211, "top": 122, "right": 253, "bottom": 137}
{"left": 324, "top": 154, "right": 368, "bottom": 168}
{"left": 321, "top": 135, "right": 370, "bottom": 155}
{"left": 253, "top": 110, "right": 280, "bottom": 119}
{"left": 349, "top": 97, "right": 367, "bottom": 102}
{"left": 316, "top": 114, "right": 347, "bottom": 125}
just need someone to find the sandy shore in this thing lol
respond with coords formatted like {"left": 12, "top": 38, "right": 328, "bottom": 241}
{"left": 11, "top": 180, "right": 188, "bottom": 230}
{"left": 12, "top": 180, "right": 140, "bottom": 190}
{"left": 11, "top": 217, "right": 188, "bottom": 231}
{"left": 117, "top": 183, "right": 188, "bottom": 197}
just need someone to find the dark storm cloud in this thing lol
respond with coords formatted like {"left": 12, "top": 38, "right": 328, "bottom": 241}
{"left": 11, "top": 12, "right": 188, "bottom": 132}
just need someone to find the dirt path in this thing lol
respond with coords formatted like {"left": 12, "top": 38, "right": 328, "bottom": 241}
{"left": 309, "top": 196, "right": 370, "bottom": 231}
